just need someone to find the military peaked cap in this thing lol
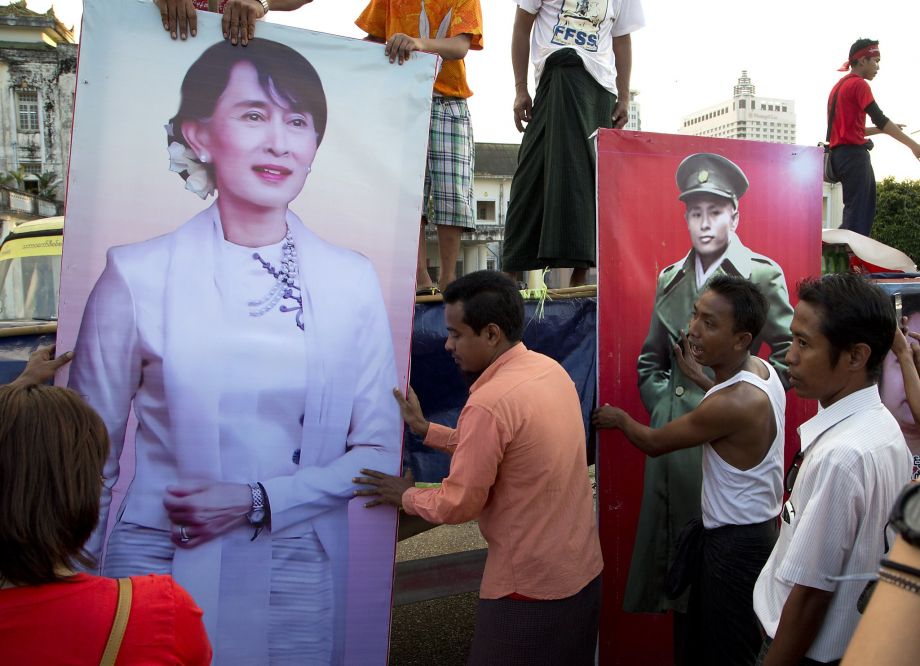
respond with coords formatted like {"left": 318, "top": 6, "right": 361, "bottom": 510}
{"left": 676, "top": 153, "right": 749, "bottom": 208}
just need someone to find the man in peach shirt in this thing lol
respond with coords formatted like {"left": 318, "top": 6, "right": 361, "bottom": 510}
{"left": 356, "top": 270, "right": 602, "bottom": 664}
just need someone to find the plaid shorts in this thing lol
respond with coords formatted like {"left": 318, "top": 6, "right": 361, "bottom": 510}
{"left": 424, "top": 96, "right": 475, "bottom": 229}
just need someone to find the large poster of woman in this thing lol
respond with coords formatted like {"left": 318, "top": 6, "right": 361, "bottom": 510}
{"left": 595, "top": 130, "right": 822, "bottom": 664}
{"left": 55, "top": 1, "right": 435, "bottom": 664}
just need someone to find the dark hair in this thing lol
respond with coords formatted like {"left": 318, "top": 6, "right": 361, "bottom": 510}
{"left": 705, "top": 275, "right": 768, "bottom": 346}
{"left": 903, "top": 292, "right": 920, "bottom": 318}
{"left": 849, "top": 38, "right": 879, "bottom": 64}
{"left": 0, "top": 384, "right": 109, "bottom": 586}
{"left": 442, "top": 271, "right": 525, "bottom": 342}
{"left": 797, "top": 273, "right": 895, "bottom": 382}
{"left": 169, "top": 38, "right": 327, "bottom": 153}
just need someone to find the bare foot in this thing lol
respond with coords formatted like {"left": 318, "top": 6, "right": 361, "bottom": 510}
{"left": 416, "top": 221, "right": 434, "bottom": 289}
{"left": 569, "top": 268, "right": 588, "bottom": 287}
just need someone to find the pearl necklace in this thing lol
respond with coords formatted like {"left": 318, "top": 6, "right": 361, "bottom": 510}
{"left": 249, "top": 226, "right": 304, "bottom": 330}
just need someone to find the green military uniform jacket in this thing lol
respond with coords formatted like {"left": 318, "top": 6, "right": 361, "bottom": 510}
{"left": 624, "top": 235, "right": 793, "bottom": 613}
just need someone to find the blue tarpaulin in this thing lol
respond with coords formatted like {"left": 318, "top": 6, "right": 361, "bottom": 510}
{"left": 0, "top": 331, "right": 54, "bottom": 384}
{"left": 0, "top": 298, "right": 599, "bottom": 484}
{"left": 406, "top": 297, "right": 597, "bottom": 482}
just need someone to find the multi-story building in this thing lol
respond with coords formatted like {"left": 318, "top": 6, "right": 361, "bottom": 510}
{"left": 0, "top": 1, "right": 74, "bottom": 222}
{"left": 624, "top": 89, "right": 641, "bottom": 131}
{"left": 678, "top": 71, "right": 797, "bottom": 144}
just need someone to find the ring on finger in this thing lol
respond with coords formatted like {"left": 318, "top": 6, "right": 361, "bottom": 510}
{"left": 179, "top": 525, "right": 191, "bottom": 543}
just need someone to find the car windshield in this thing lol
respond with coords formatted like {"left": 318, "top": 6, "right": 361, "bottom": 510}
{"left": 0, "top": 236, "right": 61, "bottom": 321}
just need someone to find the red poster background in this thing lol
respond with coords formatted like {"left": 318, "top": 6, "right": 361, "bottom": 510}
{"left": 596, "top": 131, "right": 823, "bottom": 664}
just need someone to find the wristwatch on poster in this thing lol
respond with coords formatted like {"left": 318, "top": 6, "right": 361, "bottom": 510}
{"left": 247, "top": 482, "right": 266, "bottom": 526}
{"left": 889, "top": 483, "right": 920, "bottom": 548}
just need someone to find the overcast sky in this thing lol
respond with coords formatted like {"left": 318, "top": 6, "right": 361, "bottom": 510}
{"left": 32, "top": 0, "right": 920, "bottom": 180}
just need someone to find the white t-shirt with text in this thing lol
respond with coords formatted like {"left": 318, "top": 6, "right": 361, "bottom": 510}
{"left": 515, "top": 0, "right": 645, "bottom": 95}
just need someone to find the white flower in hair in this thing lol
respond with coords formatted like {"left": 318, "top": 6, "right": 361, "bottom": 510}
{"left": 165, "top": 123, "right": 215, "bottom": 200}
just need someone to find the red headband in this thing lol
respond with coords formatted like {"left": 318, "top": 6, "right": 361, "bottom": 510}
{"left": 838, "top": 45, "right": 880, "bottom": 71}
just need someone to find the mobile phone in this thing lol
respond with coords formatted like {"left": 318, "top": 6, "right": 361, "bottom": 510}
{"left": 894, "top": 292, "right": 903, "bottom": 327}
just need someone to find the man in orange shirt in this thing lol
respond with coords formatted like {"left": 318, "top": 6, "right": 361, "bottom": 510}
{"left": 356, "top": 0, "right": 483, "bottom": 292}
{"left": 356, "top": 270, "right": 602, "bottom": 664}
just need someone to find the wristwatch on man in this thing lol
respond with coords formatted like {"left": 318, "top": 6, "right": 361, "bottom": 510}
{"left": 257, "top": 0, "right": 269, "bottom": 15}
{"left": 889, "top": 482, "right": 920, "bottom": 547}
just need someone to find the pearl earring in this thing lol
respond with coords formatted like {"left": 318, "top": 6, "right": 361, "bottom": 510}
{"left": 306, "top": 166, "right": 311, "bottom": 174}
{"left": 199, "top": 153, "right": 208, "bottom": 163}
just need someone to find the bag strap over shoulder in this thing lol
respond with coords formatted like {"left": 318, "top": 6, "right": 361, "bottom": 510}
{"left": 826, "top": 76, "right": 849, "bottom": 143}
{"left": 99, "top": 577, "right": 133, "bottom": 666}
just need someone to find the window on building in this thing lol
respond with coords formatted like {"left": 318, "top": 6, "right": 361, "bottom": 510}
{"left": 782, "top": 106, "right": 787, "bottom": 112}
{"left": 20, "top": 161, "right": 42, "bottom": 177}
{"left": 16, "top": 90, "right": 39, "bottom": 132}
{"left": 738, "top": 100, "right": 746, "bottom": 109}
{"left": 486, "top": 258, "right": 496, "bottom": 271}
{"left": 19, "top": 161, "right": 41, "bottom": 194}
{"left": 477, "top": 200, "right": 496, "bottom": 223}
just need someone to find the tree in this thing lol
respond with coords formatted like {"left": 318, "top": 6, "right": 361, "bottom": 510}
{"left": 2, "top": 166, "right": 27, "bottom": 190}
{"left": 873, "top": 177, "right": 920, "bottom": 265}
{"left": 36, "top": 171, "right": 60, "bottom": 200}
{"left": 0, "top": 168, "right": 60, "bottom": 200}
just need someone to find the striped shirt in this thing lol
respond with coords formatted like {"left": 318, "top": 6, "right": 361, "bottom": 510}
{"left": 753, "top": 385, "right": 911, "bottom": 662}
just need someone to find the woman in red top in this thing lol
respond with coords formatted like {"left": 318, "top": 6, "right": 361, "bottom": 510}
{"left": 0, "top": 380, "right": 211, "bottom": 665}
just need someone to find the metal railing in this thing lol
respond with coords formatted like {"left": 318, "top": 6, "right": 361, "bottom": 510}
{"left": 0, "top": 187, "right": 63, "bottom": 219}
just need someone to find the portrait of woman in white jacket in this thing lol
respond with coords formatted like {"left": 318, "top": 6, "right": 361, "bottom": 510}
{"left": 68, "top": 38, "right": 401, "bottom": 665}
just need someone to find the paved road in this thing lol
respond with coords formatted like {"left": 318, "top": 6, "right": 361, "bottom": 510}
{"left": 389, "top": 522, "right": 486, "bottom": 665}
{"left": 387, "top": 467, "right": 595, "bottom": 664}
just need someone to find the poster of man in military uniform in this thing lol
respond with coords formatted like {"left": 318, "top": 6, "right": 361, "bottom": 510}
{"left": 630, "top": 153, "right": 794, "bottom": 614}
{"left": 593, "top": 132, "right": 822, "bottom": 664}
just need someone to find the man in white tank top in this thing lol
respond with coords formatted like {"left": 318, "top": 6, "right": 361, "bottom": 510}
{"left": 594, "top": 275, "right": 785, "bottom": 665}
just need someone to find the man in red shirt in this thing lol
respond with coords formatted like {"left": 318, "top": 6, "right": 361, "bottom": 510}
{"left": 356, "top": 270, "right": 603, "bottom": 665}
{"left": 828, "top": 38, "right": 920, "bottom": 236}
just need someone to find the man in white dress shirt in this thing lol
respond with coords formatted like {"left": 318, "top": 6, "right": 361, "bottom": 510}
{"left": 753, "top": 273, "right": 912, "bottom": 665}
